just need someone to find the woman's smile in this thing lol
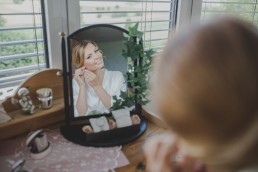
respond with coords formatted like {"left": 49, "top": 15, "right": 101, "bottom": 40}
{"left": 95, "top": 59, "right": 103, "bottom": 66}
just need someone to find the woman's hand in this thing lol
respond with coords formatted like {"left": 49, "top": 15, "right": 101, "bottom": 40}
{"left": 144, "top": 133, "right": 206, "bottom": 172}
{"left": 74, "top": 67, "right": 86, "bottom": 86}
{"left": 84, "top": 70, "right": 101, "bottom": 88}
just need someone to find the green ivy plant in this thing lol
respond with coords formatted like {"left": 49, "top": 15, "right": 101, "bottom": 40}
{"left": 111, "top": 23, "right": 155, "bottom": 111}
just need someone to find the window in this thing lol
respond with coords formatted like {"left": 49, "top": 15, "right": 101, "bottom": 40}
{"left": 79, "top": 0, "right": 178, "bottom": 52}
{"left": 0, "top": 0, "right": 48, "bottom": 90}
{"left": 201, "top": 0, "right": 258, "bottom": 27}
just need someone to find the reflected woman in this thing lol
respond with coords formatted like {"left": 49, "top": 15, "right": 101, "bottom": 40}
{"left": 72, "top": 40, "right": 126, "bottom": 117}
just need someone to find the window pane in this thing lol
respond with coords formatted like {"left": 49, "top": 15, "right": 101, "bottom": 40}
{"left": 79, "top": 0, "right": 178, "bottom": 51}
{"left": 0, "top": 0, "right": 48, "bottom": 90}
{"left": 201, "top": 0, "right": 258, "bottom": 27}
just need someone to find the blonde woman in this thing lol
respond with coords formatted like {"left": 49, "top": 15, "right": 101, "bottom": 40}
{"left": 145, "top": 17, "right": 258, "bottom": 172}
{"left": 72, "top": 40, "right": 126, "bottom": 117}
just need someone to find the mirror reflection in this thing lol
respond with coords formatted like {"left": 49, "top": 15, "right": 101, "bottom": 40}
{"left": 68, "top": 26, "right": 129, "bottom": 117}
{"left": 71, "top": 40, "right": 126, "bottom": 117}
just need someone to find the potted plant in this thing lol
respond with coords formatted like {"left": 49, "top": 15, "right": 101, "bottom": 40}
{"left": 111, "top": 23, "right": 155, "bottom": 115}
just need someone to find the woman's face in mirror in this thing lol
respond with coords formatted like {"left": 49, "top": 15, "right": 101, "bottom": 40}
{"left": 83, "top": 43, "right": 104, "bottom": 72}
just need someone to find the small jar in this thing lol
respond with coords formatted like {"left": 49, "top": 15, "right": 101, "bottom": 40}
{"left": 36, "top": 88, "right": 53, "bottom": 109}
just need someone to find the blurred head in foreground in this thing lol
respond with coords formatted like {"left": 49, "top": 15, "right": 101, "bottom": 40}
{"left": 152, "top": 17, "right": 258, "bottom": 170}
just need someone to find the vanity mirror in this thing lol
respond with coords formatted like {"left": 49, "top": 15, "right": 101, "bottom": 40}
{"left": 60, "top": 24, "right": 147, "bottom": 147}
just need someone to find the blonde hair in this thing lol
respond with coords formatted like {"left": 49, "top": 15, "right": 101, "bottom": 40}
{"left": 154, "top": 17, "right": 258, "bottom": 169}
{"left": 71, "top": 40, "right": 98, "bottom": 68}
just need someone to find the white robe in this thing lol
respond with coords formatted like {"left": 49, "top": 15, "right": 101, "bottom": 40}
{"left": 72, "top": 69, "right": 126, "bottom": 117}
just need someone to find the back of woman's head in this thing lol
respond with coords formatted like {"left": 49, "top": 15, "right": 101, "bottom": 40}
{"left": 153, "top": 17, "right": 258, "bottom": 169}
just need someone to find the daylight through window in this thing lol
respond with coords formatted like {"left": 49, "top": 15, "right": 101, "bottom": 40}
{"left": 79, "top": 0, "right": 178, "bottom": 53}
{"left": 202, "top": 0, "right": 258, "bottom": 27}
{"left": 0, "top": 0, "right": 48, "bottom": 90}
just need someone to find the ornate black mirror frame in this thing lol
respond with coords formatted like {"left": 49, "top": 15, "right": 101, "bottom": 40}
{"left": 59, "top": 24, "right": 147, "bottom": 147}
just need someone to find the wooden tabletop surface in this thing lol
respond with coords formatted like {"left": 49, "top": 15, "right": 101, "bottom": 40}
{"left": 116, "top": 121, "right": 165, "bottom": 172}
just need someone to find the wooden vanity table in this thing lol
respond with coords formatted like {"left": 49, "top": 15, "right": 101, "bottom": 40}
{"left": 0, "top": 106, "right": 166, "bottom": 172}
{"left": 1, "top": 105, "right": 166, "bottom": 171}
{"left": 0, "top": 69, "right": 167, "bottom": 171}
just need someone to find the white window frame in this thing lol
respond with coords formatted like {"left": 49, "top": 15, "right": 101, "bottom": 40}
{"left": 4, "top": 0, "right": 256, "bottom": 98}
{"left": 45, "top": 0, "right": 202, "bottom": 68}
{"left": 47, "top": 0, "right": 258, "bottom": 70}
{"left": 176, "top": 0, "right": 202, "bottom": 29}
{"left": 46, "top": 0, "right": 186, "bottom": 69}
{"left": 45, "top": 0, "right": 204, "bottom": 70}
{"left": 11, "top": 0, "right": 250, "bottom": 99}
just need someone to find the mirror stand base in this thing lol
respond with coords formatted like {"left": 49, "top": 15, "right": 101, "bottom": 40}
{"left": 59, "top": 117, "right": 147, "bottom": 147}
